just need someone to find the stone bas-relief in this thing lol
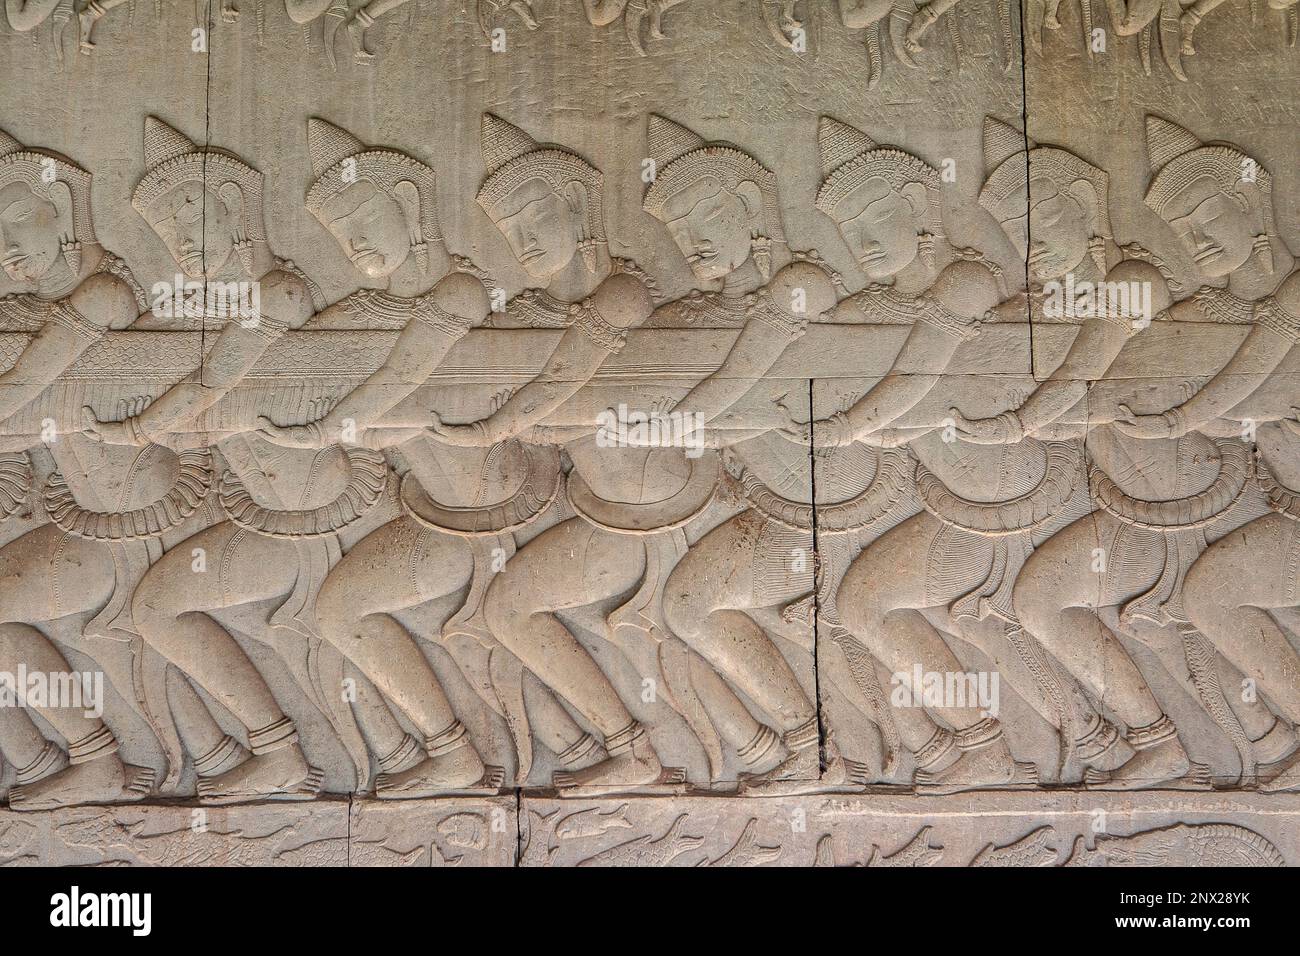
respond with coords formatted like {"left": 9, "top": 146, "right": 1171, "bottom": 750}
{"left": 1, "top": 0, "right": 1298, "bottom": 866}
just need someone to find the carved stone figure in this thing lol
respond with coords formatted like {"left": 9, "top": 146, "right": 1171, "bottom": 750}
{"left": 3, "top": 0, "right": 1300, "bottom": 870}
{"left": 937, "top": 118, "right": 1177, "bottom": 787}
{"left": 1009, "top": 116, "right": 1293, "bottom": 789}
{"left": 265, "top": 118, "right": 609, "bottom": 792}
{"left": 423, "top": 114, "right": 688, "bottom": 793}
{"left": 253, "top": 119, "right": 506, "bottom": 798}
{"left": 83, "top": 118, "right": 327, "bottom": 804}
{"left": 812, "top": 117, "right": 1047, "bottom": 794}
{"left": 0, "top": 129, "right": 154, "bottom": 810}
{"left": 644, "top": 115, "right": 863, "bottom": 789}
{"left": 1111, "top": 117, "right": 1300, "bottom": 791}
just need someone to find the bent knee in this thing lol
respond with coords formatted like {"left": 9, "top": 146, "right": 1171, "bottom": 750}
{"left": 131, "top": 568, "right": 191, "bottom": 638}
{"left": 1182, "top": 550, "right": 1247, "bottom": 630}
{"left": 662, "top": 562, "right": 721, "bottom": 640}
{"left": 836, "top": 552, "right": 902, "bottom": 633}
{"left": 483, "top": 571, "right": 537, "bottom": 639}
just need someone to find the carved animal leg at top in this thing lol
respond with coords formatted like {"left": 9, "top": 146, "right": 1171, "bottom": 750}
{"left": 75, "top": 0, "right": 130, "bottom": 52}
{"left": 1179, "top": 0, "right": 1229, "bottom": 53}
{"left": 1103, "top": 0, "right": 1163, "bottom": 34}
{"left": 902, "top": 0, "right": 962, "bottom": 51}
{"left": 344, "top": 0, "right": 413, "bottom": 61}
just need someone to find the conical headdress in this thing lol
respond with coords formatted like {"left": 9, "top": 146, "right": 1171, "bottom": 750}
{"left": 1142, "top": 115, "right": 1269, "bottom": 221}
{"left": 304, "top": 118, "right": 442, "bottom": 245}
{"left": 0, "top": 127, "right": 95, "bottom": 243}
{"left": 132, "top": 117, "right": 265, "bottom": 241}
{"left": 977, "top": 115, "right": 1111, "bottom": 242}
{"left": 642, "top": 114, "right": 784, "bottom": 242}
{"left": 814, "top": 116, "right": 941, "bottom": 227}
{"left": 476, "top": 114, "right": 605, "bottom": 242}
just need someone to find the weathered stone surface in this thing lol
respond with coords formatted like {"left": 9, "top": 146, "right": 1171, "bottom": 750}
{"left": 350, "top": 796, "right": 517, "bottom": 865}
{"left": 0, "top": 0, "right": 1296, "bottom": 864}
{"left": 519, "top": 791, "right": 1300, "bottom": 866}
{"left": 0, "top": 800, "right": 350, "bottom": 866}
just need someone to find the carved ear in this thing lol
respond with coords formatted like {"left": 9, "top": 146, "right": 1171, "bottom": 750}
{"left": 899, "top": 181, "right": 929, "bottom": 221}
{"left": 1064, "top": 178, "right": 1099, "bottom": 231}
{"left": 47, "top": 180, "right": 74, "bottom": 241}
{"left": 734, "top": 180, "right": 763, "bottom": 226}
{"left": 393, "top": 180, "right": 422, "bottom": 242}
{"left": 217, "top": 181, "right": 245, "bottom": 233}
{"left": 1230, "top": 180, "right": 1263, "bottom": 220}
{"left": 562, "top": 180, "right": 589, "bottom": 227}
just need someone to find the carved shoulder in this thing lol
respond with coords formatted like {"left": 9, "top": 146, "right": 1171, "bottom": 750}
{"left": 428, "top": 271, "right": 491, "bottom": 325}
{"left": 69, "top": 271, "right": 139, "bottom": 331}
{"left": 928, "top": 259, "right": 1001, "bottom": 320}
{"left": 586, "top": 272, "right": 654, "bottom": 330}
{"left": 1106, "top": 258, "right": 1172, "bottom": 317}
{"left": 767, "top": 261, "right": 836, "bottom": 319}
{"left": 1271, "top": 269, "right": 1300, "bottom": 319}
{"left": 257, "top": 269, "right": 315, "bottom": 328}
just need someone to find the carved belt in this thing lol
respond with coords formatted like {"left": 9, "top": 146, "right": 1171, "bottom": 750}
{"left": 1090, "top": 439, "right": 1251, "bottom": 529}
{"left": 1255, "top": 451, "right": 1300, "bottom": 523}
{"left": 726, "top": 446, "right": 911, "bottom": 534}
{"left": 1089, "top": 441, "right": 1252, "bottom": 631}
{"left": 400, "top": 442, "right": 561, "bottom": 536}
{"left": 915, "top": 440, "right": 1081, "bottom": 534}
{"left": 567, "top": 452, "right": 720, "bottom": 533}
{"left": 219, "top": 447, "right": 388, "bottom": 538}
{"left": 44, "top": 450, "right": 213, "bottom": 540}
{"left": 0, "top": 452, "right": 32, "bottom": 520}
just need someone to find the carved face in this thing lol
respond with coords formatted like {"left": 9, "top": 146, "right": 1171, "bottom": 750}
{"left": 1160, "top": 174, "right": 1260, "bottom": 279}
{"left": 491, "top": 177, "right": 587, "bottom": 279}
{"left": 655, "top": 175, "right": 761, "bottom": 282}
{"left": 316, "top": 180, "right": 410, "bottom": 280}
{"left": 999, "top": 176, "right": 1091, "bottom": 283}
{"left": 146, "top": 181, "right": 238, "bottom": 279}
{"left": 0, "top": 181, "right": 62, "bottom": 282}
{"left": 832, "top": 176, "right": 924, "bottom": 281}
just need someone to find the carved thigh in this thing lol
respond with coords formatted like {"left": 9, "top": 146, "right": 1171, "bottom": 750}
{"left": 0, "top": 524, "right": 114, "bottom": 623}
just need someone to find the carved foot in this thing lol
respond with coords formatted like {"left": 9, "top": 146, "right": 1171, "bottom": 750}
{"left": 509, "top": 0, "right": 540, "bottom": 29}
{"left": 347, "top": 12, "right": 376, "bottom": 64}
{"left": 197, "top": 743, "right": 323, "bottom": 805}
{"left": 553, "top": 728, "right": 679, "bottom": 795}
{"left": 10, "top": 755, "right": 153, "bottom": 811}
{"left": 1259, "top": 749, "right": 1300, "bottom": 793}
{"left": 1085, "top": 728, "right": 1209, "bottom": 791}
{"left": 77, "top": 8, "right": 100, "bottom": 53}
{"left": 1075, "top": 716, "right": 1137, "bottom": 773}
{"left": 915, "top": 721, "right": 1038, "bottom": 795}
{"left": 737, "top": 724, "right": 791, "bottom": 779}
{"left": 375, "top": 746, "right": 501, "bottom": 798}
{"left": 903, "top": 6, "right": 940, "bottom": 52}
{"left": 739, "top": 740, "right": 816, "bottom": 791}
{"left": 1180, "top": 12, "right": 1201, "bottom": 55}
